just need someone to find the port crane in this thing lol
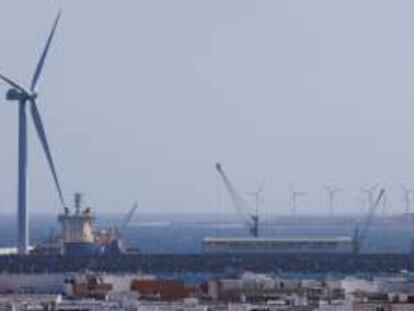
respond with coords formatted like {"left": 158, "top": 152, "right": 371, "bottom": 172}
{"left": 113, "top": 202, "right": 138, "bottom": 240}
{"left": 215, "top": 163, "right": 259, "bottom": 237}
{"left": 352, "top": 188, "right": 385, "bottom": 255}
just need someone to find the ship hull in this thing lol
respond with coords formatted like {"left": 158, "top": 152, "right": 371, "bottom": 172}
{"left": 0, "top": 253, "right": 412, "bottom": 274}
{"left": 202, "top": 237, "right": 354, "bottom": 254}
{"left": 64, "top": 242, "right": 104, "bottom": 256}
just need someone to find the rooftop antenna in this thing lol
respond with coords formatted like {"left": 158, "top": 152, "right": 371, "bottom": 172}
{"left": 289, "top": 186, "right": 305, "bottom": 217}
{"left": 0, "top": 11, "right": 65, "bottom": 255}
{"left": 324, "top": 185, "right": 344, "bottom": 218}
{"left": 400, "top": 184, "right": 414, "bottom": 214}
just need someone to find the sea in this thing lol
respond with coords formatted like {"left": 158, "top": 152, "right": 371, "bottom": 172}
{"left": 0, "top": 213, "right": 413, "bottom": 254}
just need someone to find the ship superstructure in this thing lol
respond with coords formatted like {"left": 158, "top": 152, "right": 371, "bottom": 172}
{"left": 58, "top": 193, "right": 103, "bottom": 256}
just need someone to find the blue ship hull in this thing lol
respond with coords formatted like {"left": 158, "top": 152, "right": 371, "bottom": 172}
{"left": 64, "top": 242, "right": 104, "bottom": 256}
{"left": 0, "top": 253, "right": 412, "bottom": 274}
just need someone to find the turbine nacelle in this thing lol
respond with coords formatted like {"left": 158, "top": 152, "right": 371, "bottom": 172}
{"left": 6, "top": 88, "right": 36, "bottom": 102}
{"left": 6, "top": 88, "right": 23, "bottom": 101}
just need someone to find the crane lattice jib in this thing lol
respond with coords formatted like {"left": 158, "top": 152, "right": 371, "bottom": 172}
{"left": 357, "top": 189, "right": 385, "bottom": 249}
{"left": 120, "top": 203, "right": 138, "bottom": 234}
{"left": 215, "top": 163, "right": 253, "bottom": 229}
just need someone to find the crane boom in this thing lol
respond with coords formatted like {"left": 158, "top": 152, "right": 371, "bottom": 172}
{"left": 353, "top": 189, "right": 385, "bottom": 254}
{"left": 215, "top": 163, "right": 254, "bottom": 233}
{"left": 120, "top": 202, "right": 138, "bottom": 234}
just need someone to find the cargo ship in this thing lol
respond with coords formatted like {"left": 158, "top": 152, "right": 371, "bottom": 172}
{"left": 33, "top": 193, "right": 136, "bottom": 256}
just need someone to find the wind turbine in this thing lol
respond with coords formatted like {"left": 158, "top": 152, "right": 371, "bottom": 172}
{"left": 381, "top": 190, "right": 388, "bottom": 217}
{"left": 0, "top": 11, "right": 65, "bottom": 255}
{"left": 289, "top": 186, "right": 305, "bottom": 217}
{"left": 324, "top": 185, "right": 343, "bottom": 218}
{"left": 361, "top": 184, "right": 378, "bottom": 213}
{"left": 247, "top": 181, "right": 265, "bottom": 220}
{"left": 400, "top": 184, "right": 414, "bottom": 214}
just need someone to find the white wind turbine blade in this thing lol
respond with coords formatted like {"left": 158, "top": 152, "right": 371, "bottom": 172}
{"left": 30, "top": 99, "right": 65, "bottom": 206}
{"left": 31, "top": 11, "right": 61, "bottom": 92}
{"left": 0, "top": 73, "right": 30, "bottom": 94}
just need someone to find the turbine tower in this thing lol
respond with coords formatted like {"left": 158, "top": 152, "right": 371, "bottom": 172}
{"left": 247, "top": 181, "right": 265, "bottom": 223}
{"left": 400, "top": 184, "right": 414, "bottom": 214}
{"left": 289, "top": 186, "right": 305, "bottom": 217}
{"left": 324, "top": 185, "right": 343, "bottom": 218}
{"left": 0, "top": 11, "right": 65, "bottom": 255}
{"left": 361, "top": 184, "right": 378, "bottom": 213}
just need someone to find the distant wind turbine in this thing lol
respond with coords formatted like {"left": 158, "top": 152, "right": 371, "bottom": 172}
{"left": 324, "top": 185, "right": 344, "bottom": 218}
{"left": 289, "top": 186, "right": 305, "bottom": 217}
{"left": 361, "top": 184, "right": 378, "bottom": 212}
{"left": 400, "top": 184, "right": 414, "bottom": 214}
{"left": 247, "top": 181, "right": 265, "bottom": 219}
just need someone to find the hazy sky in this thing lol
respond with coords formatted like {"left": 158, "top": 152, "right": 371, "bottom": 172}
{"left": 1, "top": 1, "right": 414, "bottom": 217}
